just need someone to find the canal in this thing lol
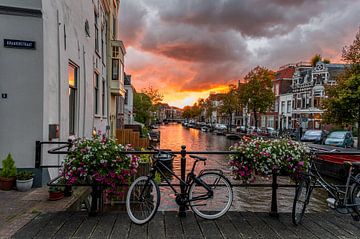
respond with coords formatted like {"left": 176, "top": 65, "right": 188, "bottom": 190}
{"left": 156, "top": 123, "right": 329, "bottom": 213}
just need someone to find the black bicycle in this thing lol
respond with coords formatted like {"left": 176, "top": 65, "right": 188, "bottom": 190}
{"left": 126, "top": 150, "right": 233, "bottom": 224}
{"left": 292, "top": 149, "right": 360, "bottom": 225}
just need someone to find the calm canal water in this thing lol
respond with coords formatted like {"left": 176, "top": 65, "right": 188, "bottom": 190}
{"left": 156, "top": 123, "right": 328, "bottom": 213}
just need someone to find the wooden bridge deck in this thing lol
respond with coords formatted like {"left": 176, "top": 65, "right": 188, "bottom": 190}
{"left": 13, "top": 211, "right": 360, "bottom": 239}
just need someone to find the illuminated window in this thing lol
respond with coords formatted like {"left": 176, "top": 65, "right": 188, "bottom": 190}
{"left": 68, "top": 62, "right": 78, "bottom": 135}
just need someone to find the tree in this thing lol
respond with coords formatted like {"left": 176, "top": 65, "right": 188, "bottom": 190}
{"left": 204, "top": 98, "right": 215, "bottom": 123}
{"left": 240, "top": 66, "right": 275, "bottom": 129}
{"left": 133, "top": 92, "right": 152, "bottom": 125}
{"left": 310, "top": 54, "right": 331, "bottom": 66}
{"left": 219, "top": 85, "right": 240, "bottom": 131}
{"left": 142, "top": 86, "right": 163, "bottom": 105}
{"left": 323, "top": 28, "right": 360, "bottom": 148}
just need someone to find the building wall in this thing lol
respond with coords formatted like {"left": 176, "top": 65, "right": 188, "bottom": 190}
{"left": 0, "top": 6, "right": 44, "bottom": 168}
{"left": 124, "top": 85, "right": 134, "bottom": 124}
{"left": 279, "top": 94, "right": 293, "bottom": 129}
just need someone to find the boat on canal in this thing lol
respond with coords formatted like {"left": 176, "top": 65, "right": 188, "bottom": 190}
{"left": 309, "top": 144, "right": 360, "bottom": 181}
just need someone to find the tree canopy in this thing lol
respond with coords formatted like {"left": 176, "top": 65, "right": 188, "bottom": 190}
{"left": 310, "top": 54, "right": 330, "bottom": 66}
{"left": 240, "top": 66, "right": 275, "bottom": 128}
{"left": 322, "top": 28, "right": 360, "bottom": 148}
{"left": 133, "top": 92, "right": 152, "bottom": 125}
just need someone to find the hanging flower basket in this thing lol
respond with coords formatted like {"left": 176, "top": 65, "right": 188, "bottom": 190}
{"left": 229, "top": 137, "right": 311, "bottom": 182}
{"left": 62, "top": 134, "right": 139, "bottom": 202}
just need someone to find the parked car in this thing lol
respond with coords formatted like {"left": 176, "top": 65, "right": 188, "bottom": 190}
{"left": 324, "top": 131, "right": 354, "bottom": 148}
{"left": 301, "top": 130, "right": 327, "bottom": 144}
{"left": 266, "top": 127, "right": 278, "bottom": 137}
{"left": 214, "top": 124, "right": 227, "bottom": 130}
{"left": 236, "top": 126, "right": 247, "bottom": 133}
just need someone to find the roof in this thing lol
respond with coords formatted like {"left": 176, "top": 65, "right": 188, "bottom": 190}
{"left": 276, "top": 66, "right": 295, "bottom": 79}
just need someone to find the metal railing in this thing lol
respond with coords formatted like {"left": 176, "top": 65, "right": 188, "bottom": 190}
{"left": 37, "top": 141, "right": 360, "bottom": 217}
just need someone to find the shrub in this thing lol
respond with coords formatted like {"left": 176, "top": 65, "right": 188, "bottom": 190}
{"left": 0, "top": 154, "right": 17, "bottom": 178}
{"left": 16, "top": 171, "right": 34, "bottom": 180}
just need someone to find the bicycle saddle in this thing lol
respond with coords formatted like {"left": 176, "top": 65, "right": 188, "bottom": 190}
{"left": 189, "top": 155, "right": 207, "bottom": 161}
{"left": 344, "top": 161, "right": 360, "bottom": 167}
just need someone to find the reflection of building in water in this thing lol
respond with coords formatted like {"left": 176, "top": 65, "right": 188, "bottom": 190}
{"left": 292, "top": 61, "right": 346, "bottom": 130}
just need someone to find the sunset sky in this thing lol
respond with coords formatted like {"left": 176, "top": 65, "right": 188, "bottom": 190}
{"left": 119, "top": 0, "right": 360, "bottom": 108}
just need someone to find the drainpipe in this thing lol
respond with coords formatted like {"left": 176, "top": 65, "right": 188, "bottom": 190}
{"left": 83, "top": 45, "right": 86, "bottom": 137}
{"left": 57, "top": 10, "right": 61, "bottom": 167}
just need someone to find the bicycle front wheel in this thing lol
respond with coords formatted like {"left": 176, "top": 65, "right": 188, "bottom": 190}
{"left": 126, "top": 176, "right": 160, "bottom": 224}
{"left": 351, "top": 180, "right": 360, "bottom": 215}
{"left": 292, "top": 178, "right": 312, "bottom": 225}
{"left": 189, "top": 172, "right": 233, "bottom": 219}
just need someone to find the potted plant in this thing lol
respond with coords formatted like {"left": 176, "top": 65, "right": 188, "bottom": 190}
{"left": 48, "top": 185, "right": 65, "bottom": 201}
{"left": 48, "top": 178, "right": 66, "bottom": 201}
{"left": 0, "top": 154, "right": 17, "bottom": 190}
{"left": 16, "top": 171, "right": 34, "bottom": 192}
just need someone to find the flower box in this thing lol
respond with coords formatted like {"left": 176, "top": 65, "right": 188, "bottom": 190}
{"left": 229, "top": 137, "right": 311, "bottom": 182}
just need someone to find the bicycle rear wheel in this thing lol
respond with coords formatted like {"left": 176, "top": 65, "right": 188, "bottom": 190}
{"left": 189, "top": 172, "right": 233, "bottom": 219}
{"left": 351, "top": 180, "right": 360, "bottom": 215}
{"left": 126, "top": 176, "right": 160, "bottom": 224}
{"left": 292, "top": 178, "right": 312, "bottom": 225}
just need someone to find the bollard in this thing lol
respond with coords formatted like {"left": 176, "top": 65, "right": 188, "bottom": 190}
{"left": 178, "top": 145, "right": 187, "bottom": 217}
{"left": 269, "top": 174, "right": 279, "bottom": 217}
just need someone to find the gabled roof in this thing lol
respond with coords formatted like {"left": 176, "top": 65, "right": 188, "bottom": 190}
{"left": 276, "top": 66, "right": 295, "bottom": 80}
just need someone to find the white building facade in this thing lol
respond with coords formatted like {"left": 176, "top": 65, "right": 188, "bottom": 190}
{"left": 0, "top": 0, "right": 117, "bottom": 185}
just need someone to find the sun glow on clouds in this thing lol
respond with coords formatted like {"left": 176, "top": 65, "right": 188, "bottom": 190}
{"left": 164, "top": 86, "right": 230, "bottom": 109}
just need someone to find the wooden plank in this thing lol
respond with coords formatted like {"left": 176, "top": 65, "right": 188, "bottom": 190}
{"left": 164, "top": 211, "right": 184, "bottom": 239}
{"left": 180, "top": 212, "right": 203, "bottom": 239}
{"left": 72, "top": 215, "right": 100, "bottom": 239}
{"left": 134, "top": 132, "right": 140, "bottom": 148}
{"left": 196, "top": 217, "right": 223, "bottom": 239}
{"left": 128, "top": 222, "right": 147, "bottom": 239}
{"left": 110, "top": 213, "right": 131, "bottom": 239}
{"left": 12, "top": 213, "right": 53, "bottom": 239}
{"left": 307, "top": 213, "right": 355, "bottom": 238}
{"left": 255, "top": 213, "right": 298, "bottom": 239}
{"left": 277, "top": 213, "right": 318, "bottom": 239}
{"left": 320, "top": 213, "right": 360, "bottom": 238}
{"left": 149, "top": 212, "right": 166, "bottom": 239}
{"left": 90, "top": 213, "right": 117, "bottom": 238}
{"left": 239, "top": 212, "right": 280, "bottom": 238}
{"left": 53, "top": 212, "right": 86, "bottom": 239}
{"left": 214, "top": 214, "right": 242, "bottom": 239}
{"left": 125, "top": 129, "right": 132, "bottom": 145}
{"left": 302, "top": 214, "right": 338, "bottom": 239}
{"left": 226, "top": 212, "right": 260, "bottom": 238}
{"left": 34, "top": 212, "right": 72, "bottom": 239}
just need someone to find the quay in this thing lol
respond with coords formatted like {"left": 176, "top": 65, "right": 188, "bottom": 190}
{"left": 12, "top": 211, "right": 360, "bottom": 239}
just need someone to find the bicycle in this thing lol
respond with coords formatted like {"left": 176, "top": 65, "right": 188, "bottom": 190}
{"left": 292, "top": 148, "right": 360, "bottom": 225}
{"left": 126, "top": 150, "right": 233, "bottom": 224}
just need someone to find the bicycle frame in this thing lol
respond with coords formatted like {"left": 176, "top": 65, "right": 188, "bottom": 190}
{"left": 147, "top": 156, "right": 213, "bottom": 204}
{"left": 309, "top": 160, "right": 359, "bottom": 208}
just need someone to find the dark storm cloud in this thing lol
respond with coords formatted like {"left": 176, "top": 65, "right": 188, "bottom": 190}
{"left": 119, "top": 0, "right": 360, "bottom": 95}
{"left": 118, "top": 0, "right": 147, "bottom": 46}
{"left": 140, "top": 24, "right": 248, "bottom": 63}
{"left": 157, "top": 0, "right": 327, "bottom": 37}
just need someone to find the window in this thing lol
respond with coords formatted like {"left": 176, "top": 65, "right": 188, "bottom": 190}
{"left": 281, "top": 101, "right": 285, "bottom": 113}
{"left": 287, "top": 100, "right": 291, "bottom": 113}
{"left": 125, "top": 89, "right": 128, "bottom": 105}
{"left": 68, "top": 63, "right": 78, "bottom": 135}
{"left": 112, "top": 14, "right": 116, "bottom": 38}
{"left": 95, "top": 11, "right": 99, "bottom": 53}
{"left": 102, "top": 79, "right": 106, "bottom": 116}
{"left": 101, "top": 27, "right": 104, "bottom": 61}
{"left": 112, "top": 59, "right": 119, "bottom": 80}
{"left": 94, "top": 73, "right": 99, "bottom": 115}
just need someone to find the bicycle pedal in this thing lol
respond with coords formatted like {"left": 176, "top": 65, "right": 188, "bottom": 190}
{"left": 326, "top": 198, "right": 336, "bottom": 209}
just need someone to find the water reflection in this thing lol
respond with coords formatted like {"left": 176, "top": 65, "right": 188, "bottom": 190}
{"left": 157, "top": 123, "right": 328, "bottom": 213}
